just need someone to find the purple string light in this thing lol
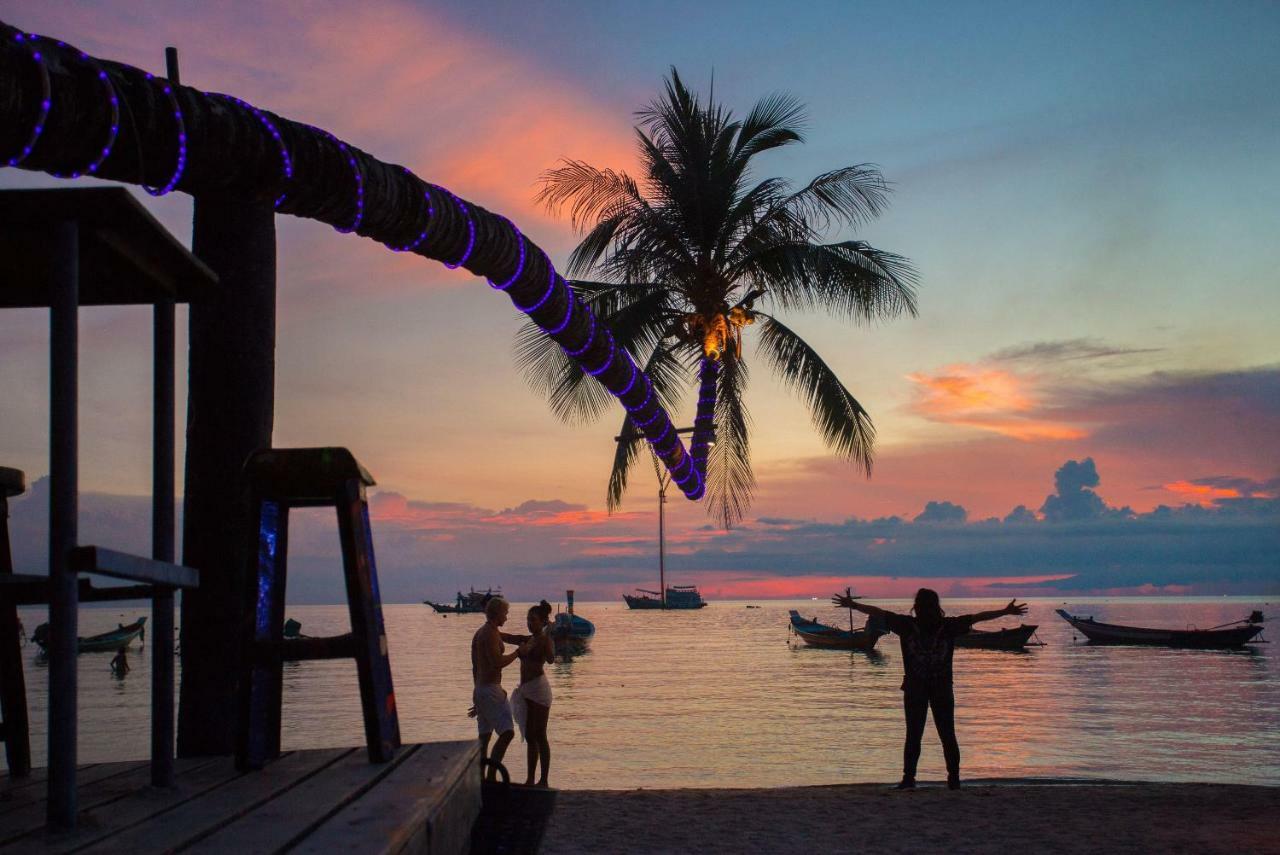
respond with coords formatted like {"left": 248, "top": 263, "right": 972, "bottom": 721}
{"left": 442, "top": 190, "right": 475, "bottom": 268}
{"left": 625, "top": 378, "right": 654, "bottom": 415}
{"left": 389, "top": 175, "right": 434, "bottom": 252}
{"left": 315, "top": 130, "right": 363, "bottom": 233}
{"left": 514, "top": 267, "right": 558, "bottom": 314}
{"left": 50, "top": 51, "right": 118, "bottom": 179}
{"left": 539, "top": 291, "right": 574, "bottom": 336}
{"left": 617, "top": 360, "right": 640, "bottom": 397}
{"left": 564, "top": 306, "right": 597, "bottom": 358}
{"left": 634, "top": 406, "right": 664, "bottom": 431}
{"left": 214, "top": 93, "right": 292, "bottom": 208}
{"left": 142, "top": 73, "right": 187, "bottom": 196}
{"left": 488, "top": 219, "right": 526, "bottom": 290}
{"left": 5, "top": 33, "right": 51, "bottom": 167}
{"left": 585, "top": 332, "right": 617, "bottom": 378}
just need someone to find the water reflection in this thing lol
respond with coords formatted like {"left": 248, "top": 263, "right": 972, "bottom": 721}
{"left": 7, "top": 598, "right": 1277, "bottom": 788}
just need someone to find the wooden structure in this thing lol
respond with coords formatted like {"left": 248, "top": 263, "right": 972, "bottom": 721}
{"left": 0, "top": 741, "right": 479, "bottom": 853}
{"left": 0, "top": 466, "right": 31, "bottom": 777}
{"left": 237, "top": 448, "right": 400, "bottom": 770}
{"left": 0, "top": 187, "right": 214, "bottom": 825}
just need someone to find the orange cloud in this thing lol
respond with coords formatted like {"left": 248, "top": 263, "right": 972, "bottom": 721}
{"left": 907, "top": 365, "right": 1087, "bottom": 441}
{"left": 1161, "top": 480, "right": 1241, "bottom": 507}
{"left": 688, "top": 572, "right": 1078, "bottom": 600}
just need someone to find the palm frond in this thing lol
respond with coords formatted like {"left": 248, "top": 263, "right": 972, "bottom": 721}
{"left": 704, "top": 350, "right": 755, "bottom": 528}
{"left": 755, "top": 314, "right": 874, "bottom": 473}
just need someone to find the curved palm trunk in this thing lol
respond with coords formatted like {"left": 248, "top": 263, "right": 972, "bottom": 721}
{"left": 0, "top": 21, "right": 703, "bottom": 498}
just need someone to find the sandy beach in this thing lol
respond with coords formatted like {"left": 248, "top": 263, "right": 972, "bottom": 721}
{"left": 541, "top": 780, "right": 1280, "bottom": 854}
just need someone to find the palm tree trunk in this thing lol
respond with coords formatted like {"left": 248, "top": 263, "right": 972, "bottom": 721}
{"left": 690, "top": 356, "right": 719, "bottom": 480}
{"left": 0, "top": 20, "right": 701, "bottom": 497}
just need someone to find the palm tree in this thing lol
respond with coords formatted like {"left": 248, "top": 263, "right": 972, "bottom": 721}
{"left": 522, "top": 70, "right": 919, "bottom": 527}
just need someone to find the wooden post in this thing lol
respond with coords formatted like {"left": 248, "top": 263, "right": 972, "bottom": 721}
{"left": 178, "top": 197, "right": 276, "bottom": 757}
{"left": 47, "top": 220, "right": 79, "bottom": 826}
{"left": 150, "top": 44, "right": 180, "bottom": 789}
{"left": 0, "top": 487, "right": 31, "bottom": 777}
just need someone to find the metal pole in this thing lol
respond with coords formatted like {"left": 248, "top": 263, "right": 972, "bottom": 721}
{"left": 47, "top": 220, "right": 79, "bottom": 827}
{"left": 149, "top": 45, "right": 180, "bottom": 789}
{"left": 658, "top": 480, "right": 666, "bottom": 609}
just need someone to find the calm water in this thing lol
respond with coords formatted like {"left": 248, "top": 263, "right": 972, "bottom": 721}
{"left": 8, "top": 597, "right": 1279, "bottom": 788}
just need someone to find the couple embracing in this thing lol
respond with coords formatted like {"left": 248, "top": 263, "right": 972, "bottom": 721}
{"left": 470, "top": 597, "right": 555, "bottom": 787}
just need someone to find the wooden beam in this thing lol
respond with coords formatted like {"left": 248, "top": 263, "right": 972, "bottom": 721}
{"left": 69, "top": 547, "right": 198, "bottom": 589}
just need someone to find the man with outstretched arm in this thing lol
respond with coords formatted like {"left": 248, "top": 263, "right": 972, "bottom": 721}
{"left": 833, "top": 588, "right": 1028, "bottom": 789}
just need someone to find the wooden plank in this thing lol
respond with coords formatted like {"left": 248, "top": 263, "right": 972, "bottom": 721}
{"left": 187, "top": 746, "right": 422, "bottom": 854}
{"left": 10, "top": 756, "right": 240, "bottom": 853}
{"left": 0, "top": 762, "right": 153, "bottom": 820}
{"left": 74, "top": 748, "right": 350, "bottom": 854}
{"left": 296, "top": 740, "right": 479, "bottom": 855}
{"left": 70, "top": 547, "right": 199, "bottom": 589}
{"left": 0, "top": 758, "right": 209, "bottom": 840}
{"left": 1, "top": 763, "right": 99, "bottom": 803}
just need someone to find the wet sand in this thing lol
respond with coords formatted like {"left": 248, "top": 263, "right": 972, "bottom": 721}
{"left": 541, "top": 780, "right": 1280, "bottom": 854}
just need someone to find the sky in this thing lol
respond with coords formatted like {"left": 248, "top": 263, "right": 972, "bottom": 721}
{"left": 1, "top": 0, "right": 1277, "bottom": 601}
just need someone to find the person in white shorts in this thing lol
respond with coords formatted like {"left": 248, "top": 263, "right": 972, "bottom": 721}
{"left": 510, "top": 600, "right": 555, "bottom": 786}
{"left": 471, "top": 597, "right": 522, "bottom": 780}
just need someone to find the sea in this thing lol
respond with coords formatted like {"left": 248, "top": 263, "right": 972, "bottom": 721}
{"left": 8, "top": 597, "right": 1279, "bottom": 788}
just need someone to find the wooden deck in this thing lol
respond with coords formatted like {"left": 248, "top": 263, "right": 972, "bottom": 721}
{"left": 0, "top": 741, "right": 479, "bottom": 854}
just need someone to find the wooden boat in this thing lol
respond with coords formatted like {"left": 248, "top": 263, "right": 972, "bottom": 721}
{"left": 31, "top": 617, "right": 146, "bottom": 653}
{"left": 789, "top": 610, "right": 885, "bottom": 650}
{"left": 423, "top": 587, "right": 500, "bottom": 614}
{"left": 550, "top": 590, "right": 594, "bottom": 654}
{"left": 1056, "top": 609, "right": 1264, "bottom": 649}
{"left": 623, "top": 585, "right": 707, "bottom": 610}
{"left": 954, "top": 623, "right": 1041, "bottom": 650}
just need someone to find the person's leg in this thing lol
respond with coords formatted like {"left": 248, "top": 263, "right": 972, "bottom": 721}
{"left": 525, "top": 700, "right": 551, "bottom": 786}
{"left": 930, "top": 690, "right": 960, "bottom": 787}
{"left": 901, "top": 690, "right": 929, "bottom": 787}
{"left": 488, "top": 730, "right": 515, "bottom": 781}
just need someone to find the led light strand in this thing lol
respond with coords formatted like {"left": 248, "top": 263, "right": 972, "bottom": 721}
{"left": 388, "top": 174, "right": 434, "bottom": 252}
{"left": 488, "top": 219, "right": 526, "bottom": 290}
{"left": 539, "top": 291, "right": 574, "bottom": 336}
{"left": 625, "top": 379, "right": 654, "bottom": 415}
{"left": 564, "top": 306, "right": 597, "bottom": 358}
{"left": 142, "top": 72, "right": 186, "bottom": 196}
{"left": 585, "top": 332, "right": 617, "bottom": 378}
{"left": 49, "top": 50, "right": 118, "bottom": 179}
{"left": 5, "top": 33, "right": 50, "bottom": 167}
{"left": 314, "top": 129, "right": 364, "bottom": 233}
{"left": 442, "top": 190, "right": 475, "bottom": 268}
{"left": 634, "top": 406, "right": 664, "bottom": 431}
{"left": 514, "top": 267, "right": 558, "bottom": 314}
{"left": 214, "top": 94, "right": 292, "bottom": 208}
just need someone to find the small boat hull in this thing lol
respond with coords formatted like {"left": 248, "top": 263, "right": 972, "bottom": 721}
{"left": 33, "top": 618, "right": 146, "bottom": 653}
{"left": 1056, "top": 610, "right": 1263, "bottom": 649}
{"left": 789, "top": 610, "right": 884, "bottom": 650}
{"left": 954, "top": 624, "right": 1040, "bottom": 650}
{"left": 624, "top": 586, "right": 708, "bottom": 610}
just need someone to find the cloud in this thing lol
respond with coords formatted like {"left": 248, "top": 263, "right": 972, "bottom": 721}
{"left": 988, "top": 338, "right": 1161, "bottom": 364}
{"left": 913, "top": 500, "right": 967, "bottom": 524}
{"left": 905, "top": 365, "right": 1087, "bottom": 441}
{"left": 1003, "top": 505, "right": 1038, "bottom": 524}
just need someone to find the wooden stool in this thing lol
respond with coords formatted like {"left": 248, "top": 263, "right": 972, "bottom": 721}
{"left": 0, "top": 466, "right": 31, "bottom": 777}
{"left": 236, "top": 448, "right": 400, "bottom": 770}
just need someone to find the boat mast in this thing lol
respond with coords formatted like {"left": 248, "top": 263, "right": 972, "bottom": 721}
{"left": 651, "top": 450, "right": 670, "bottom": 609}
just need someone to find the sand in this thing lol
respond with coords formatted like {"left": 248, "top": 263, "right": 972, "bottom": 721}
{"left": 540, "top": 780, "right": 1280, "bottom": 854}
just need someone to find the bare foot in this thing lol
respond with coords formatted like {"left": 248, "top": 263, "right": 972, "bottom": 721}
{"left": 536, "top": 780, "right": 549, "bottom": 788}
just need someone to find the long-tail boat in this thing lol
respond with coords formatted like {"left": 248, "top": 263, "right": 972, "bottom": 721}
{"left": 423, "top": 587, "right": 500, "bottom": 614}
{"left": 954, "top": 624, "right": 1042, "bottom": 650}
{"left": 1056, "top": 609, "right": 1265, "bottom": 649}
{"left": 788, "top": 610, "right": 886, "bottom": 650}
{"left": 32, "top": 617, "right": 146, "bottom": 653}
{"left": 550, "top": 590, "right": 595, "bottom": 654}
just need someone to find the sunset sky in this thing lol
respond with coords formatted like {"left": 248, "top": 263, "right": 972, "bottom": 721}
{"left": 2, "top": 1, "right": 1277, "bottom": 600}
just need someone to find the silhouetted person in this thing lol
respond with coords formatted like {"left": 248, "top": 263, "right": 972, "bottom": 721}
{"left": 471, "top": 597, "right": 520, "bottom": 781}
{"left": 110, "top": 645, "right": 130, "bottom": 678}
{"left": 834, "top": 588, "right": 1027, "bottom": 789}
{"left": 511, "top": 601, "right": 555, "bottom": 787}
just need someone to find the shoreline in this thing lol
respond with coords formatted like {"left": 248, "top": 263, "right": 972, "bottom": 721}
{"left": 541, "top": 779, "right": 1280, "bottom": 854}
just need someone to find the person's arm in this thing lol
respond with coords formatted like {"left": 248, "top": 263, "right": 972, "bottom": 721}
{"left": 541, "top": 630, "right": 554, "bottom": 664}
{"left": 831, "top": 593, "right": 892, "bottom": 618}
{"left": 959, "top": 599, "right": 1028, "bottom": 626}
{"left": 500, "top": 632, "right": 530, "bottom": 644}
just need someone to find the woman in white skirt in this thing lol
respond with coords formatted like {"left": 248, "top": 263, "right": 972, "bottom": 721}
{"left": 512, "top": 600, "right": 555, "bottom": 786}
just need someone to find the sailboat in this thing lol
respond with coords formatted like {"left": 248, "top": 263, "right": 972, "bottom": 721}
{"left": 621, "top": 448, "right": 708, "bottom": 610}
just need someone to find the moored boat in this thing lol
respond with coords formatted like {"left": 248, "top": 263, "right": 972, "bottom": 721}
{"left": 624, "top": 585, "right": 707, "bottom": 610}
{"left": 954, "top": 623, "right": 1041, "bottom": 650}
{"left": 1056, "top": 609, "right": 1264, "bottom": 649}
{"left": 423, "top": 587, "right": 500, "bottom": 614}
{"left": 550, "top": 589, "right": 595, "bottom": 654}
{"left": 788, "top": 610, "right": 886, "bottom": 650}
{"left": 32, "top": 617, "right": 146, "bottom": 653}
